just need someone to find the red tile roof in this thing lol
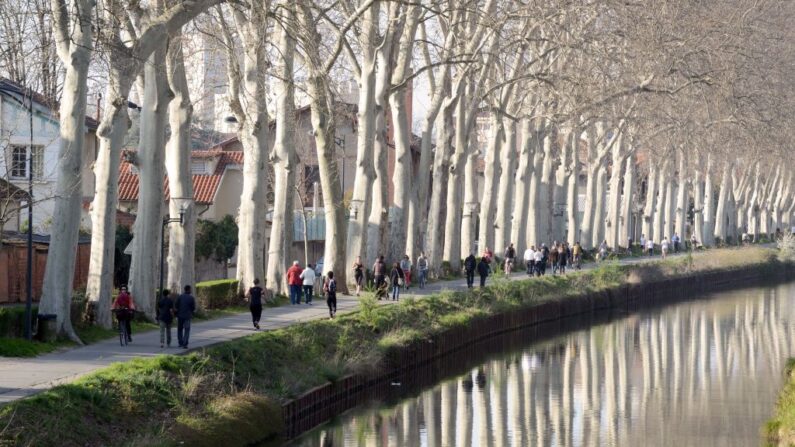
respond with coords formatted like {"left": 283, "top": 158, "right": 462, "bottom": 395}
{"left": 118, "top": 149, "right": 243, "bottom": 204}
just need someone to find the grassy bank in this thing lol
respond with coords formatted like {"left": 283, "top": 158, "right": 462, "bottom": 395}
{"left": 0, "top": 247, "right": 781, "bottom": 447}
{"left": 766, "top": 359, "right": 795, "bottom": 446}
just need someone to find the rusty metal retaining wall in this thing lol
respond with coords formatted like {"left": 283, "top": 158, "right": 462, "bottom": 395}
{"left": 281, "top": 263, "right": 791, "bottom": 439}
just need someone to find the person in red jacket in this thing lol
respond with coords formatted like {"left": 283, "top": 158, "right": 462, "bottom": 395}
{"left": 286, "top": 261, "right": 304, "bottom": 305}
{"left": 111, "top": 285, "right": 136, "bottom": 343}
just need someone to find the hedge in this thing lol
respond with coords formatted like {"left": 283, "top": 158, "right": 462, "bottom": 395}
{"left": 0, "top": 306, "right": 36, "bottom": 338}
{"left": 195, "top": 279, "right": 241, "bottom": 309}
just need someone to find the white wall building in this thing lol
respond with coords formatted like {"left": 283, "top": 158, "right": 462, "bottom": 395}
{"left": 0, "top": 79, "right": 97, "bottom": 234}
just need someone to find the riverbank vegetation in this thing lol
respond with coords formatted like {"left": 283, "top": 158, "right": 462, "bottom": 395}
{"left": 766, "top": 359, "right": 795, "bottom": 446}
{"left": 0, "top": 247, "right": 783, "bottom": 446}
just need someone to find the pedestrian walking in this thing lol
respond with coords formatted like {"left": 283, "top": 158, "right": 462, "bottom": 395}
{"left": 690, "top": 233, "right": 698, "bottom": 250}
{"left": 175, "top": 285, "right": 196, "bottom": 349}
{"left": 373, "top": 255, "right": 387, "bottom": 299}
{"left": 390, "top": 262, "right": 405, "bottom": 300}
{"left": 539, "top": 244, "right": 549, "bottom": 276}
{"left": 534, "top": 246, "right": 544, "bottom": 276}
{"left": 504, "top": 243, "right": 516, "bottom": 274}
{"left": 640, "top": 234, "right": 647, "bottom": 251}
{"left": 558, "top": 244, "right": 568, "bottom": 274}
{"left": 324, "top": 271, "right": 337, "bottom": 318}
{"left": 477, "top": 256, "right": 490, "bottom": 287}
{"left": 524, "top": 245, "right": 535, "bottom": 275}
{"left": 111, "top": 285, "right": 136, "bottom": 343}
{"left": 672, "top": 233, "right": 681, "bottom": 253}
{"left": 572, "top": 242, "right": 583, "bottom": 270}
{"left": 646, "top": 238, "right": 654, "bottom": 256}
{"left": 661, "top": 237, "right": 670, "bottom": 259}
{"left": 400, "top": 255, "right": 412, "bottom": 289}
{"left": 156, "top": 289, "right": 174, "bottom": 348}
{"left": 300, "top": 265, "right": 316, "bottom": 305}
{"left": 246, "top": 279, "right": 264, "bottom": 330}
{"left": 287, "top": 261, "right": 304, "bottom": 305}
{"left": 352, "top": 256, "right": 364, "bottom": 296}
{"left": 550, "top": 244, "right": 559, "bottom": 274}
{"left": 416, "top": 252, "right": 429, "bottom": 289}
{"left": 598, "top": 240, "right": 608, "bottom": 261}
{"left": 464, "top": 252, "right": 477, "bottom": 288}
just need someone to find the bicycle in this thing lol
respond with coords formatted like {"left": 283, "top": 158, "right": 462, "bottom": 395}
{"left": 113, "top": 308, "right": 132, "bottom": 347}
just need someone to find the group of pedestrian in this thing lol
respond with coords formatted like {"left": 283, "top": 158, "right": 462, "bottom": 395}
{"left": 111, "top": 284, "right": 196, "bottom": 349}
{"left": 521, "top": 241, "right": 581, "bottom": 277}
{"left": 286, "top": 261, "right": 317, "bottom": 305}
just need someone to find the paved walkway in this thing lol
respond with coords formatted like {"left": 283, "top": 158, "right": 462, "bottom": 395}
{"left": 0, "top": 251, "right": 686, "bottom": 404}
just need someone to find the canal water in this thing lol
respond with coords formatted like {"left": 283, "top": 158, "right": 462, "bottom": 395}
{"left": 289, "top": 281, "right": 795, "bottom": 446}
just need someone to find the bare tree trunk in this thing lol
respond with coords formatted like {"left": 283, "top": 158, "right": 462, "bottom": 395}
{"left": 674, "top": 152, "right": 688, "bottom": 241}
{"left": 591, "top": 162, "right": 607, "bottom": 248}
{"left": 426, "top": 99, "right": 453, "bottom": 275}
{"left": 461, "top": 133, "right": 479, "bottom": 257}
{"left": 366, "top": 43, "right": 392, "bottom": 264}
{"left": 713, "top": 164, "right": 731, "bottom": 241}
{"left": 566, "top": 130, "right": 579, "bottom": 246}
{"left": 605, "top": 136, "right": 624, "bottom": 249}
{"left": 443, "top": 92, "right": 468, "bottom": 268}
{"left": 663, "top": 176, "right": 675, "bottom": 241}
{"left": 701, "top": 154, "right": 714, "bottom": 246}
{"left": 266, "top": 4, "right": 296, "bottom": 295}
{"left": 39, "top": 0, "right": 94, "bottom": 340}
{"left": 619, "top": 153, "right": 634, "bottom": 248}
{"left": 539, "top": 129, "right": 556, "bottom": 244}
{"left": 642, "top": 163, "right": 657, "bottom": 243}
{"left": 553, "top": 131, "right": 569, "bottom": 243}
{"left": 297, "top": 1, "right": 348, "bottom": 291}
{"left": 345, "top": 2, "right": 378, "bottom": 276}
{"left": 511, "top": 117, "right": 533, "bottom": 253}
{"left": 693, "top": 160, "right": 704, "bottom": 245}
{"left": 580, "top": 129, "right": 598, "bottom": 249}
{"left": 478, "top": 111, "right": 502, "bottom": 252}
{"left": 221, "top": 2, "right": 270, "bottom": 296}
{"left": 653, "top": 162, "right": 668, "bottom": 243}
{"left": 165, "top": 33, "right": 195, "bottom": 295}
{"left": 388, "top": 4, "right": 420, "bottom": 263}
{"left": 494, "top": 117, "right": 517, "bottom": 250}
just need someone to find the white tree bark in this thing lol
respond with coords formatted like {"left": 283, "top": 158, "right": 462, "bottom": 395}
{"left": 713, "top": 164, "right": 732, "bottom": 241}
{"left": 494, "top": 117, "right": 517, "bottom": 250}
{"left": 511, "top": 117, "right": 535, "bottom": 253}
{"left": 619, "top": 152, "right": 635, "bottom": 247}
{"left": 443, "top": 90, "right": 468, "bottom": 266}
{"left": 641, "top": 162, "right": 657, "bottom": 243}
{"left": 580, "top": 128, "right": 597, "bottom": 249}
{"left": 426, "top": 95, "right": 454, "bottom": 274}
{"left": 591, "top": 161, "right": 607, "bottom": 248}
{"left": 605, "top": 135, "right": 624, "bottom": 249}
{"left": 526, "top": 123, "right": 545, "bottom": 248}
{"left": 693, "top": 159, "right": 704, "bottom": 245}
{"left": 221, "top": 2, "right": 270, "bottom": 296}
{"left": 296, "top": 0, "right": 349, "bottom": 290}
{"left": 477, "top": 111, "right": 503, "bottom": 252}
{"left": 128, "top": 47, "right": 169, "bottom": 318}
{"left": 566, "top": 129, "right": 580, "bottom": 246}
{"left": 86, "top": 0, "right": 219, "bottom": 326}
{"left": 702, "top": 154, "right": 714, "bottom": 246}
{"left": 674, "top": 151, "right": 688, "bottom": 241}
{"left": 662, "top": 173, "right": 675, "bottom": 241}
{"left": 539, "top": 129, "right": 556, "bottom": 245}
{"left": 652, "top": 160, "right": 668, "bottom": 243}
{"left": 345, "top": 2, "right": 379, "bottom": 275}
{"left": 165, "top": 33, "right": 195, "bottom": 295}
{"left": 266, "top": 3, "right": 296, "bottom": 295}
{"left": 387, "top": 3, "right": 421, "bottom": 263}
{"left": 39, "top": 0, "right": 94, "bottom": 339}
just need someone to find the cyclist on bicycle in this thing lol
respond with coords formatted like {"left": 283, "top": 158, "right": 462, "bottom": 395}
{"left": 112, "top": 285, "right": 136, "bottom": 343}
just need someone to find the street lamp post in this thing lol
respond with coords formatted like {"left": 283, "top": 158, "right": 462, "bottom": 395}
{"left": 159, "top": 198, "right": 190, "bottom": 305}
{"left": 24, "top": 86, "right": 33, "bottom": 340}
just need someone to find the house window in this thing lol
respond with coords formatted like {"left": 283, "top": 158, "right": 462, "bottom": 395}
{"left": 191, "top": 160, "right": 207, "bottom": 174}
{"left": 10, "top": 146, "right": 43, "bottom": 179}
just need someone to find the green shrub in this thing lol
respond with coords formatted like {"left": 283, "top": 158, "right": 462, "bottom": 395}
{"left": 195, "top": 279, "right": 241, "bottom": 309}
{"left": 0, "top": 306, "right": 35, "bottom": 338}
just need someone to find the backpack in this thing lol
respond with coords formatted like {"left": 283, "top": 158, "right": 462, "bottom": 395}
{"left": 327, "top": 279, "right": 337, "bottom": 295}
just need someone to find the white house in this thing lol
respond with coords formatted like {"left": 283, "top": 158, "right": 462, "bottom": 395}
{"left": 0, "top": 78, "right": 98, "bottom": 234}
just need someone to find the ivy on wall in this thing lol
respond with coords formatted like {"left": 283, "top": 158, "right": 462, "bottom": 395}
{"left": 195, "top": 215, "right": 238, "bottom": 263}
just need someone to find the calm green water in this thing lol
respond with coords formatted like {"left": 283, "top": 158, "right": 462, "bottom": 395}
{"left": 289, "top": 282, "right": 795, "bottom": 446}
